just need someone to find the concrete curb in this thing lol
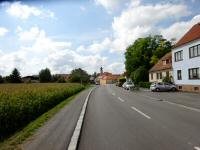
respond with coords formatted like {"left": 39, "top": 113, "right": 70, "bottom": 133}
{"left": 67, "top": 87, "right": 95, "bottom": 150}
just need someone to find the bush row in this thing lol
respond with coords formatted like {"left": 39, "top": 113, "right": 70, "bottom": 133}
{"left": 138, "top": 82, "right": 151, "bottom": 88}
{"left": 0, "top": 83, "right": 84, "bottom": 140}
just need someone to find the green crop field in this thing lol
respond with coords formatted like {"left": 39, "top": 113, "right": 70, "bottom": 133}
{"left": 0, "top": 83, "right": 84, "bottom": 140}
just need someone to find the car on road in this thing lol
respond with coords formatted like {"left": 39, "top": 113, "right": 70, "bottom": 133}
{"left": 150, "top": 82, "right": 177, "bottom": 92}
{"left": 122, "top": 81, "right": 135, "bottom": 90}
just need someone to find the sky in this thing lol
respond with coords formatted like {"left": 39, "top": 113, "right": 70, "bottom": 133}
{"left": 0, "top": 0, "right": 200, "bottom": 76}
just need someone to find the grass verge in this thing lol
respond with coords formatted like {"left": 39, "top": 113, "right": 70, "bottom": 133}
{"left": 0, "top": 89, "right": 86, "bottom": 150}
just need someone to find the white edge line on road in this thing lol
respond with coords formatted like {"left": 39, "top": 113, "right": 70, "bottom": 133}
{"left": 118, "top": 97, "right": 125, "bottom": 102}
{"left": 131, "top": 106, "right": 151, "bottom": 119}
{"left": 194, "top": 146, "right": 200, "bottom": 150}
{"left": 68, "top": 87, "right": 95, "bottom": 150}
{"left": 164, "top": 101, "right": 200, "bottom": 113}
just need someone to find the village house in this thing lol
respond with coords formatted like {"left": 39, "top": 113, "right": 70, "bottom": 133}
{"left": 149, "top": 52, "right": 173, "bottom": 83}
{"left": 172, "top": 23, "right": 200, "bottom": 92}
{"left": 95, "top": 67, "right": 120, "bottom": 85}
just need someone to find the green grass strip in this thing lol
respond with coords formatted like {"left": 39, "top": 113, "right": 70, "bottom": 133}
{"left": 0, "top": 90, "right": 83, "bottom": 150}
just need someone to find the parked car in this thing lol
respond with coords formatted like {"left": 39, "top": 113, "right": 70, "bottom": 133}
{"left": 150, "top": 82, "right": 177, "bottom": 92}
{"left": 122, "top": 81, "right": 135, "bottom": 90}
{"left": 116, "top": 81, "right": 125, "bottom": 87}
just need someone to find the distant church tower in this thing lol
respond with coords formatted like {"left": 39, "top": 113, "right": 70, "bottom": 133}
{"left": 100, "top": 66, "right": 103, "bottom": 75}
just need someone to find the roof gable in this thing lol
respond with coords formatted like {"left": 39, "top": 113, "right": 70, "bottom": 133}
{"left": 174, "top": 23, "right": 200, "bottom": 48}
{"left": 149, "top": 52, "right": 172, "bottom": 72}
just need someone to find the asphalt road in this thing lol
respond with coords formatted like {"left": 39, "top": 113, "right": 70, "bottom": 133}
{"left": 78, "top": 85, "right": 200, "bottom": 150}
{"left": 23, "top": 88, "right": 91, "bottom": 150}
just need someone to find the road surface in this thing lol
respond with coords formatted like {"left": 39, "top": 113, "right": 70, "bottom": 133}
{"left": 78, "top": 85, "right": 200, "bottom": 150}
{"left": 23, "top": 88, "right": 91, "bottom": 150}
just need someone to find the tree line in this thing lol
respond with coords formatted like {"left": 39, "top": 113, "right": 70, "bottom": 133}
{"left": 0, "top": 68, "right": 90, "bottom": 84}
{"left": 125, "top": 35, "right": 172, "bottom": 84}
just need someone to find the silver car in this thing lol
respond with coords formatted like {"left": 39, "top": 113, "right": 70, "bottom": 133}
{"left": 123, "top": 81, "right": 135, "bottom": 90}
{"left": 150, "top": 82, "right": 177, "bottom": 92}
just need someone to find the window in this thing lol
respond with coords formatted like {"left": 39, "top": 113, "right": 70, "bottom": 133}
{"left": 177, "top": 70, "right": 182, "bottom": 80}
{"left": 151, "top": 73, "right": 153, "bottom": 80}
{"left": 174, "top": 50, "right": 183, "bottom": 62}
{"left": 189, "top": 68, "right": 200, "bottom": 79}
{"left": 156, "top": 73, "right": 159, "bottom": 79}
{"left": 189, "top": 44, "right": 200, "bottom": 58}
{"left": 166, "top": 59, "right": 170, "bottom": 64}
{"left": 160, "top": 72, "right": 162, "bottom": 79}
{"left": 162, "top": 60, "right": 166, "bottom": 65}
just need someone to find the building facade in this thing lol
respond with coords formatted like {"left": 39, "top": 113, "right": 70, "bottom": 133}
{"left": 149, "top": 52, "right": 173, "bottom": 83}
{"left": 172, "top": 23, "right": 200, "bottom": 92}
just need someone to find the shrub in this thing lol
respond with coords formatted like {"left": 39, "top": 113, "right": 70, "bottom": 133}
{"left": 162, "top": 75, "right": 171, "bottom": 83}
{"left": 0, "top": 83, "right": 84, "bottom": 140}
{"left": 139, "top": 82, "right": 151, "bottom": 88}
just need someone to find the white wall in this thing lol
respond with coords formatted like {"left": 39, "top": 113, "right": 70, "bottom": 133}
{"left": 172, "top": 38, "right": 200, "bottom": 85}
{"left": 149, "top": 70, "right": 172, "bottom": 82}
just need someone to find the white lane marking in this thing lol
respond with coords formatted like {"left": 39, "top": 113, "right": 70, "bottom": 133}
{"left": 131, "top": 106, "right": 151, "bottom": 119}
{"left": 68, "top": 88, "right": 95, "bottom": 150}
{"left": 137, "top": 94, "right": 160, "bottom": 101}
{"left": 118, "top": 97, "right": 125, "bottom": 102}
{"left": 194, "top": 146, "right": 200, "bottom": 150}
{"left": 164, "top": 101, "right": 200, "bottom": 113}
{"left": 137, "top": 93, "right": 200, "bottom": 113}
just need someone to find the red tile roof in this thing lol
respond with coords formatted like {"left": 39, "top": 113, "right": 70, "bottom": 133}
{"left": 149, "top": 52, "right": 172, "bottom": 72}
{"left": 174, "top": 23, "right": 200, "bottom": 48}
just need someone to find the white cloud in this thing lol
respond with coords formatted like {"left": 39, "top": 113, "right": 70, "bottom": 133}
{"left": 6, "top": 2, "right": 54, "bottom": 19}
{"left": 0, "top": 27, "right": 107, "bottom": 76}
{"left": 81, "top": 2, "right": 189, "bottom": 54}
{"left": 106, "top": 62, "right": 124, "bottom": 74}
{"left": 77, "top": 38, "right": 112, "bottom": 53}
{"left": 161, "top": 15, "right": 200, "bottom": 41}
{"left": 0, "top": 27, "right": 8, "bottom": 36}
{"left": 110, "top": 3, "right": 189, "bottom": 52}
{"left": 95, "top": 0, "right": 135, "bottom": 12}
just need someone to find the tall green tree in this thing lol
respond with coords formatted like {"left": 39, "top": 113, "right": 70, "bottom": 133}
{"left": 69, "top": 68, "right": 89, "bottom": 84}
{"left": 10, "top": 68, "right": 22, "bottom": 83}
{"left": 125, "top": 35, "right": 172, "bottom": 81}
{"left": 0, "top": 75, "right": 3, "bottom": 83}
{"left": 39, "top": 68, "right": 52, "bottom": 83}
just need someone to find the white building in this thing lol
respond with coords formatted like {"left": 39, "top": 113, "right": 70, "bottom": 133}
{"left": 172, "top": 23, "right": 200, "bottom": 92}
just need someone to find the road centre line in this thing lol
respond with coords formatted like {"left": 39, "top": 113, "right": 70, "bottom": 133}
{"left": 194, "top": 146, "right": 200, "bottom": 150}
{"left": 131, "top": 106, "right": 151, "bottom": 119}
{"left": 118, "top": 97, "right": 125, "bottom": 102}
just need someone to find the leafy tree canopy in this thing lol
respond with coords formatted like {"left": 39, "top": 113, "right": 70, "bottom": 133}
{"left": 39, "top": 68, "right": 52, "bottom": 83}
{"left": 125, "top": 35, "right": 172, "bottom": 77}
{"left": 10, "top": 68, "right": 22, "bottom": 83}
{"left": 69, "top": 68, "right": 89, "bottom": 84}
{"left": 0, "top": 75, "right": 3, "bottom": 83}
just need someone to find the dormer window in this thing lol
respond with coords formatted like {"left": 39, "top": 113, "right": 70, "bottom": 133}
{"left": 162, "top": 60, "right": 166, "bottom": 65}
{"left": 162, "top": 59, "right": 170, "bottom": 65}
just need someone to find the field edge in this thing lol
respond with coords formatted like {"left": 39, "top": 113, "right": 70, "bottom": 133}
{"left": 0, "top": 86, "right": 89, "bottom": 150}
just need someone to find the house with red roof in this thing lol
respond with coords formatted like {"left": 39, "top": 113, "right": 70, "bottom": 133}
{"left": 96, "top": 72, "right": 120, "bottom": 85}
{"left": 149, "top": 52, "right": 173, "bottom": 83}
{"left": 172, "top": 23, "right": 200, "bottom": 92}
